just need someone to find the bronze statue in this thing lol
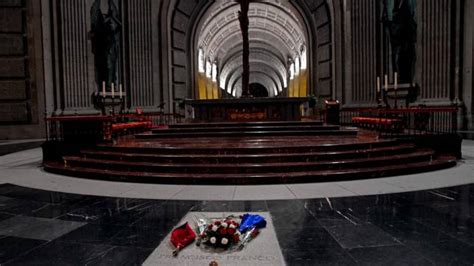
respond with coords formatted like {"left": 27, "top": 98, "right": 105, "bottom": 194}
{"left": 383, "top": 0, "right": 417, "bottom": 84}
{"left": 90, "top": 0, "right": 121, "bottom": 91}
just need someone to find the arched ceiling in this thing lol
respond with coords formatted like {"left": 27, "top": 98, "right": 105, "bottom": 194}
{"left": 233, "top": 73, "right": 279, "bottom": 98}
{"left": 196, "top": 0, "right": 307, "bottom": 98}
{"left": 227, "top": 62, "right": 283, "bottom": 96}
{"left": 220, "top": 50, "right": 287, "bottom": 90}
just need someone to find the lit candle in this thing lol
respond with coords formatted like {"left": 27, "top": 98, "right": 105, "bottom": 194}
{"left": 394, "top": 72, "right": 398, "bottom": 91}
{"left": 102, "top": 81, "right": 106, "bottom": 97}
{"left": 384, "top": 75, "right": 388, "bottom": 91}
{"left": 111, "top": 83, "right": 115, "bottom": 98}
{"left": 377, "top": 77, "right": 381, "bottom": 93}
{"left": 119, "top": 84, "right": 123, "bottom": 99}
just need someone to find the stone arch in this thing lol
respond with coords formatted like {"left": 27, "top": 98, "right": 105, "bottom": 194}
{"left": 168, "top": 0, "right": 335, "bottom": 101}
{"left": 290, "top": 0, "right": 336, "bottom": 98}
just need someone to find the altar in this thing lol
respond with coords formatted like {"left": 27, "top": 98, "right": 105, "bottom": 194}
{"left": 184, "top": 97, "right": 309, "bottom": 122}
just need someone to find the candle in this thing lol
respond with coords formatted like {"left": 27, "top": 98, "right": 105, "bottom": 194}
{"left": 111, "top": 83, "right": 115, "bottom": 98}
{"left": 384, "top": 75, "right": 388, "bottom": 91}
{"left": 102, "top": 81, "right": 106, "bottom": 97}
{"left": 394, "top": 72, "right": 398, "bottom": 91}
{"left": 377, "top": 77, "right": 381, "bottom": 93}
{"left": 119, "top": 84, "right": 123, "bottom": 99}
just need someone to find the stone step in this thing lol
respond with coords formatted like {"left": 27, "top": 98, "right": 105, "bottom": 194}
{"left": 44, "top": 155, "right": 457, "bottom": 185}
{"left": 168, "top": 121, "right": 324, "bottom": 128}
{"left": 151, "top": 125, "right": 340, "bottom": 134}
{"left": 63, "top": 150, "right": 435, "bottom": 174}
{"left": 135, "top": 129, "right": 359, "bottom": 139}
{"left": 101, "top": 139, "right": 397, "bottom": 155}
{"left": 81, "top": 144, "right": 416, "bottom": 164}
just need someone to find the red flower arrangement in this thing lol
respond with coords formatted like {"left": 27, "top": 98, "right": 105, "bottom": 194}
{"left": 201, "top": 218, "right": 241, "bottom": 249}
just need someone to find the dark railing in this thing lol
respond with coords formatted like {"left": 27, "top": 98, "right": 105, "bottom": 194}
{"left": 339, "top": 106, "right": 458, "bottom": 136}
{"left": 46, "top": 112, "right": 183, "bottom": 142}
{"left": 144, "top": 112, "right": 183, "bottom": 127}
{"left": 45, "top": 115, "right": 113, "bottom": 142}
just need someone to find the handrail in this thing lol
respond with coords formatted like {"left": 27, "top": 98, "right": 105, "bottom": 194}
{"left": 338, "top": 106, "right": 459, "bottom": 136}
{"left": 45, "top": 112, "right": 184, "bottom": 141}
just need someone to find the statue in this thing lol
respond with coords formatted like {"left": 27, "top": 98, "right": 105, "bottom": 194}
{"left": 90, "top": 0, "right": 121, "bottom": 91}
{"left": 237, "top": 0, "right": 251, "bottom": 97}
{"left": 383, "top": 0, "right": 417, "bottom": 84}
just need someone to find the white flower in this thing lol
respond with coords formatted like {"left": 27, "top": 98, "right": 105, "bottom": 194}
{"left": 221, "top": 222, "right": 228, "bottom": 228}
{"left": 210, "top": 237, "right": 217, "bottom": 244}
{"left": 211, "top": 225, "right": 219, "bottom": 232}
{"left": 229, "top": 224, "right": 236, "bottom": 229}
{"left": 221, "top": 237, "right": 229, "bottom": 245}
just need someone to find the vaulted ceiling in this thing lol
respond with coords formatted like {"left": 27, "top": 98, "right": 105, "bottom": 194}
{"left": 197, "top": 0, "right": 307, "bottom": 97}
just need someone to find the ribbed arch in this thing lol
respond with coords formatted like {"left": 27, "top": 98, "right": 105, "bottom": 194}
{"left": 194, "top": 0, "right": 307, "bottom": 98}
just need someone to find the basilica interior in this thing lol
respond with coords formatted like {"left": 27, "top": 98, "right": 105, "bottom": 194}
{"left": 0, "top": 0, "right": 474, "bottom": 265}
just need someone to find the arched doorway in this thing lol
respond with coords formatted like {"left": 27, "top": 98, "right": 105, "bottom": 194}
{"left": 193, "top": 0, "right": 310, "bottom": 99}
{"left": 249, "top": 83, "right": 269, "bottom": 98}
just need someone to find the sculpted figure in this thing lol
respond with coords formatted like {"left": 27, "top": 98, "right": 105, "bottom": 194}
{"left": 383, "top": 0, "right": 417, "bottom": 83}
{"left": 90, "top": 0, "right": 121, "bottom": 90}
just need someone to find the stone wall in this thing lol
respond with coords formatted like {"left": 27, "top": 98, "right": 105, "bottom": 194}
{"left": 2, "top": 0, "right": 474, "bottom": 140}
{"left": 0, "top": 0, "right": 45, "bottom": 139}
{"left": 41, "top": 0, "right": 163, "bottom": 116}
{"left": 344, "top": 0, "right": 465, "bottom": 107}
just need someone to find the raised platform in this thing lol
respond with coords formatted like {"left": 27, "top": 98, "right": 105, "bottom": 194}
{"left": 42, "top": 121, "right": 458, "bottom": 185}
{"left": 185, "top": 97, "right": 308, "bottom": 122}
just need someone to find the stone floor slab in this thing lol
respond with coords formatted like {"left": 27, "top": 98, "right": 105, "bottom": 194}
{"left": 0, "top": 215, "right": 85, "bottom": 241}
{"left": 143, "top": 212, "right": 285, "bottom": 266}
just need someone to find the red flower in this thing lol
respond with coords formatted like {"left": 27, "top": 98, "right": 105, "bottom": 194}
{"left": 214, "top": 221, "right": 221, "bottom": 226}
{"left": 233, "top": 234, "right": 240, "bottom": 243}
{"left": 227, "top": 228, "right": 236, "bottom": 235}
{"left": 207, "top": 224, "right": 213, "bottom": 230}
{"left": 219, "top": 228, "right": 227, "bottom": 235}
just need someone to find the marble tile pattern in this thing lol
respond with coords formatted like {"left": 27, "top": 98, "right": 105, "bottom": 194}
{"left": 0, "top": 184, "right": 473, "bottom": 265}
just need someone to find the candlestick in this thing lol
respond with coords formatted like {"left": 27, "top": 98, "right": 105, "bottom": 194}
{"left": 377, "top": 77, "right": 381, "bottom": 93}
{"left": 384, "top": 75, "right": 388, "bottom": 91}
{"left": 111, "top": 83, "right": 115, "bottom": 98}
{"left": 394, "top": 72, "right": 398, "bottom": 91}
{"left": 102, "top": 81, "right": 106, "bottom": 98}
{"left": 119, "top": 84, "right": 123, "bottom": 99}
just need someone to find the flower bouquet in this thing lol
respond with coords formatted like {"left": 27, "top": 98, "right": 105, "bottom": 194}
{"left": 201, "top": 218, "right": 241, "bottom": 249}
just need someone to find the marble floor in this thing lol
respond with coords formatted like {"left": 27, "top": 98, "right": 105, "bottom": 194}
{"left": 0, "top": 141, "right": 473, "bottom": 265}
{"left": 0, "top": 183, "right": 473, "bottom": 265}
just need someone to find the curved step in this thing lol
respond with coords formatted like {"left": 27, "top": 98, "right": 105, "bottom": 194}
{"left": 44, "top": 155, "right": 457, "bottom": 185}
{"left": 135, "top": 129, "right": 358, "bottom": 139}
{"left": 168, "top": 121, "right": 324, "bottom": 128}
{"left": 95, "top": 139, "right": 401, "bottom": 155}
{"left": 152, "top": 125, "right": 340, "bottom": 134}
{"left": 81, "top": 144, "right": 417, "bottom": 164}
{"left": 63, "top": 150, "right": 435, "bottom": 174}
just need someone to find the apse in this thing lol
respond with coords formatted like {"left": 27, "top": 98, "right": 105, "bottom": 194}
{"left": 195, "top": 0, "right": 308, "bottom": 99}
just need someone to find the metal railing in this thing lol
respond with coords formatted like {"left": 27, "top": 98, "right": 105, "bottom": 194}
{"left": 338, "top": 106, "right": 458, "bottom": 136}
{"left": 45, "top": 112, "right": 183, "bottom": 142}
{"left": 144, "top": 112, "right": 184, "bottom": 127}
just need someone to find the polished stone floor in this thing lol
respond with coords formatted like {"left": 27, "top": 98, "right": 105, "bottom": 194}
{"left": 0, "top": 183, "right": 473, "bottom": 265}
{"left": 0, "top": 140, "right": 473, "bottom": 265}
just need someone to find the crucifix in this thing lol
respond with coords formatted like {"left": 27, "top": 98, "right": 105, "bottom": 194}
{"left": 237, "top": 0, "right": 251, "bottom": 97}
